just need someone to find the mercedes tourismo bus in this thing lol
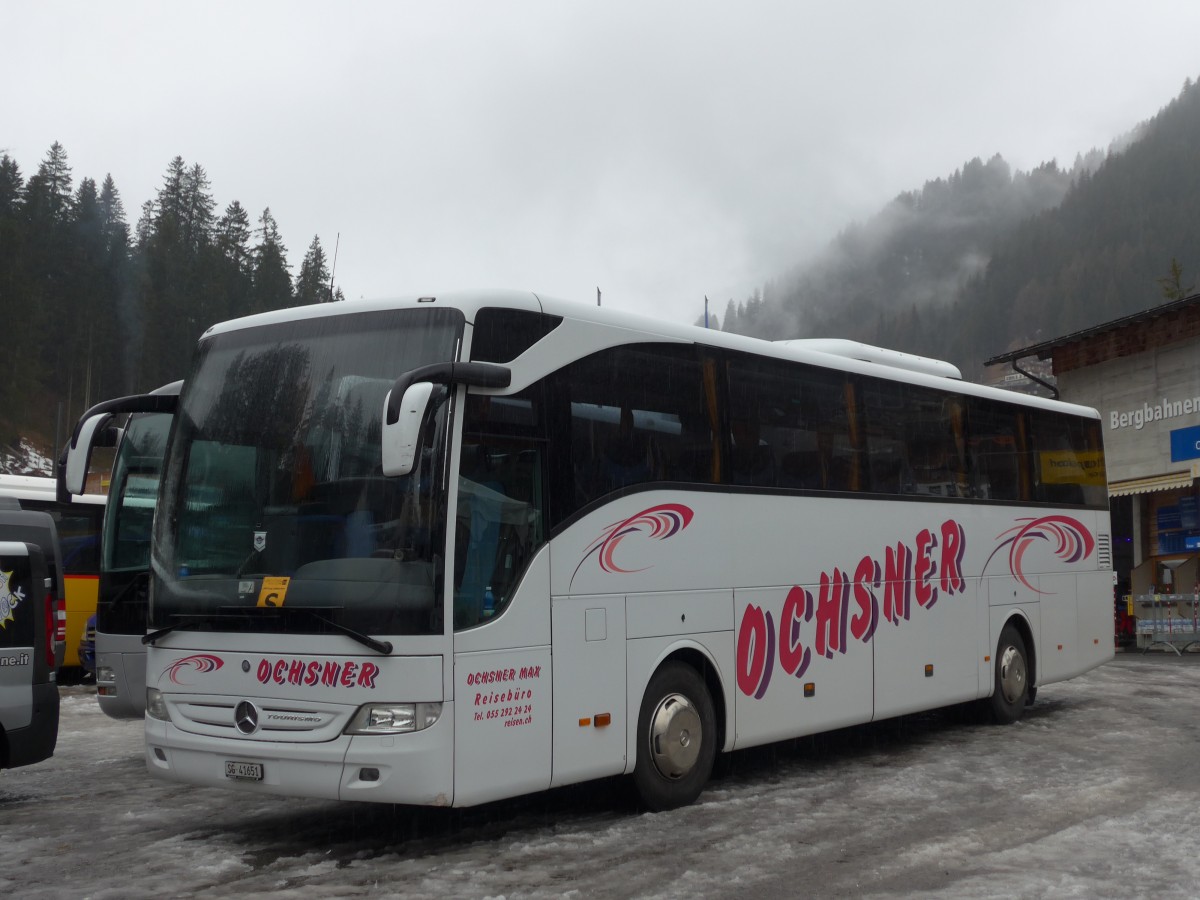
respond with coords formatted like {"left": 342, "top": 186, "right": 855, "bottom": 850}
{"left": 88, "top": 383, "right": 180, "bottom": 718}
{"left": 0, "top": 474, "right": 104, "bottom": 675}
{"left": 63, "top": 291, "right": 1113, "bottom": 810}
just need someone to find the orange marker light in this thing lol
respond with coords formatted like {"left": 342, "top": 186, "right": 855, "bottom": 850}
{"left": 594, "top": 713, "right": 612, "bottom": 728}
{"left": 578, "top": 717, "right": 591, "bottom": 727}
{"left": 924, "top": 664, "right": 934, "bottom": 677}
{"left": 803, "top": 683, "right": 815, "bottom": 698}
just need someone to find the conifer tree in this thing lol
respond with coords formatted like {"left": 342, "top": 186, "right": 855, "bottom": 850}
{"left": 153, "top": 156, "right": 187, "bottom": 238}
{"left": 181, "top": 163, "right": 215, "bottom": 250}
{"left": 0, "top": 155, "right": 36, "bottom": 424}
{"left": 98, "top": 174, "right": 127, "bottom": 242}
{"left": 250, "top": 207, "right": 293, "bottom": 313}
{"left": 134, "top": 198, "right": 154, "bottom": 248}
{"left": 23, "top": 141, "right": 73, "bottom": 225}
{"left": 215, "top": 201, "right": 252, "bottom": 271}
{"left": 135, "top": 156, "right": 209, "bottom": 387}
{"left": 723, "top": 298, "right": 738, "bottom": 332}
{"left": 93, "top": 175, "right": 132, "bottom": 395}
{"left": 294, "top": 235, "right": 330, "bottom": 306}
{"left": 209, "top": 200, "right": 254, "bottom": 323}
{"left": 0, "top": 155, "right": 23, "bottom": 218}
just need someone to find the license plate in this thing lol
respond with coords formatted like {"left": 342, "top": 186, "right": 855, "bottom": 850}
{"left": 225, "top": 760, "right": 264, "bottom": 781}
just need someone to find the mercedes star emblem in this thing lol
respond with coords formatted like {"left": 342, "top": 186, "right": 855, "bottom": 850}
{"left": 234, "top": 700, "right": 260, "bottom": 735}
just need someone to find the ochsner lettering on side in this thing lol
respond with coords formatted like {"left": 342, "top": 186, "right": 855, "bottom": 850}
{"left": 1110, "top": 396, "right": 1200, "bottom": 430}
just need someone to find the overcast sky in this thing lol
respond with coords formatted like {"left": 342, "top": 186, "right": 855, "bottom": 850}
{"left": 5, "top": 1, "right": 1200, "bottom": 327}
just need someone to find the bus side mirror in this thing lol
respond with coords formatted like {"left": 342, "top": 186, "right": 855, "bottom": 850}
{"left": 380, "top": 362, "right": 511, "bottom": 478}
{"left": 382, "top": 382, "right": 436, "bottom": 477}
{"left": 62, "top": 412, "right": 115, "bottom": 497}
{"left": 58, "top": 389, "right": 180, "bottom": 502}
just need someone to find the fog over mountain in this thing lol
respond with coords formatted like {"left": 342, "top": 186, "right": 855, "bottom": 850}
{"left": 719, "top": 81, "right": 1194, "bottom": 379}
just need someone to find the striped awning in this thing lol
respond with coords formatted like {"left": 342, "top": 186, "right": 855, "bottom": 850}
{"left": 1108, "top": 470, "right": 1196, "bottom": 497}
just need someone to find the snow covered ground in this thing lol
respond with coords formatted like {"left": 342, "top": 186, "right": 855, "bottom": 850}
{"left": 3, "top": 653, "right": 1199, "bottom": 899}
{"left": 0, "top": 438, "right": 54, "bottom": 476}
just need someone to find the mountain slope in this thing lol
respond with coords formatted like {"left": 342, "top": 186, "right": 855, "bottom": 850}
{"left": 729, "top": 76, "right": 1200, "bottom": 378}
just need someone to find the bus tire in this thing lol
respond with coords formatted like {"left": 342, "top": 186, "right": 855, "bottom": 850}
{"left": 633, "top": 661, "right": 716, "bottom": 811}
{"left": 988, "top": 624, "right": 1029, "bottom": 724}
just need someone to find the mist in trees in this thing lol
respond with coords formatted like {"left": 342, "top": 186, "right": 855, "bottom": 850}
{"left": 723, "top": 76, "right": 1200, "bottom": 380}
{"left": 0, "top": 145, "right": 342, "bottom": 453}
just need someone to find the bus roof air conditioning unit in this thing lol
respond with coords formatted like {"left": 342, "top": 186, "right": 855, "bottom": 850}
{"left": 775, "top": 339, "right": 962, "bottom": 380}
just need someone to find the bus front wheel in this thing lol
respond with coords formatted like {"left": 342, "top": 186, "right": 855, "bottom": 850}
{"left": 633, "top": 662, "right": 716, "bottom": 811}
{"left": 988, "top": 624, "right": 1029, "bottom": 724}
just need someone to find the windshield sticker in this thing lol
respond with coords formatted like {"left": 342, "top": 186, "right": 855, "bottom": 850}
{"left": 570, "top": 503, "right": 694, "bottom": 589}
{"left": 253, "top": 531, "right": 267, "bottom": 552}
{"left": 0, "top": 568, "right": 25, "bottom": 630}
{"left": 985, "top": 515, "right": 1095, "bottom": 594}
{"left": 257, "top": 577, "right": 291, "bottom": 607}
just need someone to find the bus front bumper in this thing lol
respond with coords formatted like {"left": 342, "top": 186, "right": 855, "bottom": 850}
{"left": 144, "top": 705, "right": 455, "bottom": 805}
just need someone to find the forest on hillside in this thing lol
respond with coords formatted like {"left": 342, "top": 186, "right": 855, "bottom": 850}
{"left": 0, "top": 144, "right": 342, "bottom": 463}
{"left": 5, "top": 77, "right": 1200, "bottom": 471}
{"left": 723, "top": 77, "right": 1200, "bottom": 378}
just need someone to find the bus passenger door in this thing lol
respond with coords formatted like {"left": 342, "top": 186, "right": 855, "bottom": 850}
{"left": 452, "top": 548, "right": 553, "bottom": 807}
{"left": 450, "top": 421, "right": 554, "bottom": 807}
{"left": 549, "top": 593, "right": 627, "bottom": 788}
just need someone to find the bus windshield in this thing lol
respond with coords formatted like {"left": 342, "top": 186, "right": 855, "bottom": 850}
{"left": 104, "top": 412, "right": 172, "bottom": 574}
{"left": 96, "top": 409, "right": 173, "bottom": 636}
{"left": 150, "top": 307, "right": 463, "bottom": 637}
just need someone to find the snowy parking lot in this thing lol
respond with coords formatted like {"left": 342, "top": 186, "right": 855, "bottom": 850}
{"left": 4, "top": 653, "right": 1200, "bottom": 899}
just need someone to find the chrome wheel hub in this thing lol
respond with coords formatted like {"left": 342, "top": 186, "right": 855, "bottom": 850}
{"left": 648, "top": 692, "right": 702, "bottom": 780}
{"left": 998, "top": 644, "right": 1026, "bottom": 705}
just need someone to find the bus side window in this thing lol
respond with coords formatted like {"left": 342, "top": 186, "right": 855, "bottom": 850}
{"left": 967, "top": 399, "right": 1025, "bottom": 503}
{"left": 854, "top": 377, "right": 909, "bottom": 495}
{"left": 725, "top": 352, "right": 853, "bottom": 492}
{"left": 1027, "top": 410, "right": 1103, "bottom": 506}
{"left": 559, "top": 345, "right": 715, "bottom": 515}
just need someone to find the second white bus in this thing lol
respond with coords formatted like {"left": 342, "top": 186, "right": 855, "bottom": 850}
{"left": 65, "top": 290, "right": 1113, "bottom": 809}
{"left": 90, "top": 382, "right": 180, "bottom": 717}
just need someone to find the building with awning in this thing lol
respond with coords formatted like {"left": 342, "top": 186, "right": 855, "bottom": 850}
{"left": 986, "top": 292, "right": 1200, "bottom": 597}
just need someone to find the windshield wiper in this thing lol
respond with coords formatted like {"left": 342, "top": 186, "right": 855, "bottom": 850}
{"left": 294, "top": 608, "right": 393, "bottom": 655}
{"left": 142, "top": 614, "right": 230, "bottom": 645}
{"left": 142, "top": 607, "right": 392, "bottom": 655}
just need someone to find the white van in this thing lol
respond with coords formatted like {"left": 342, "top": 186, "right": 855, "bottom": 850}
{"left": 0, "top": 506, "right": 62, "bottom": 769}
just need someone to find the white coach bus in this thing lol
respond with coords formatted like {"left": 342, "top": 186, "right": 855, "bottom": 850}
{"left": 88, "top": 382, "right": 180, "bottom": 718}
{"left": 63, "top": 291, "right": 1114, "bottom": 810}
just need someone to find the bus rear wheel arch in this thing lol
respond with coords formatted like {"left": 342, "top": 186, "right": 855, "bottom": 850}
{"left": 633, "top": 660, "right": 717, "bottom": 811}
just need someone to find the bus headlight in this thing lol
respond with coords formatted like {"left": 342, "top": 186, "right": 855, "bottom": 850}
{"left": 146, "top": 688, "right": 170, "bottom": 721}
{"left": 345, "top": 702, "right": 442, "bottom": 734}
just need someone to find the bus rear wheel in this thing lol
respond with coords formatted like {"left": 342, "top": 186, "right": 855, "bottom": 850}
{"left": 633, "top": 662, "right": 716, "bottom": 811}
{"left": 988, "top": 624, "right": 1029, "bottom": 724}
